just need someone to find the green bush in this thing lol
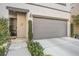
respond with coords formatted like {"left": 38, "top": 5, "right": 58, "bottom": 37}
{"left": 27, "top": 41, "right": 44, "bottom": 56}
{"left": 0, "top": 46, "right": 5, "bottom": 56}
{"left": 0, "top": 17, "right": 9, "bottom": 45}
{"left": 0, "top": 17, "right": 9, "bottom": 56}
{"left": 28, "top": 20, "right": 33, "bottom": 41}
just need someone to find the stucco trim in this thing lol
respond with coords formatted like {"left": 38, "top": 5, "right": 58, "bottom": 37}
{"left": 33, "top": 14, "right": 68, "bottom": 21}
{"left": 27, "top": 3, "right": 70, "bottom": 13}
{"left": 6, "top": 6, "right": 29, "bottom": 13}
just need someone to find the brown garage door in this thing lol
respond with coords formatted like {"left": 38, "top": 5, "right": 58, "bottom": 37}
{"left": 33, "top": 17, "right": 67, "bottom": 39}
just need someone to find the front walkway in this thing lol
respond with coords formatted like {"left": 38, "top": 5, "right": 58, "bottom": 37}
{"left": 7, "top": 38, "right": 31, "bottom": 56}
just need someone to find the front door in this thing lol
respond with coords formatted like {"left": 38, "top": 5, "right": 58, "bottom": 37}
{"left": 17, "top": 13, "right": 26, "bottom": 38}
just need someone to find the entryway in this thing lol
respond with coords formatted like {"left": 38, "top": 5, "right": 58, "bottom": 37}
{"left": 9, "top": 10, "right": 27, "bottom": 38}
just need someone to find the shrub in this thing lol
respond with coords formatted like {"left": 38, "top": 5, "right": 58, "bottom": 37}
{"left": 0, "top": 17, "right": 9, "bottom": 45}
{"left": 27, "top": 41, "right": 44, "bottom": 56}
{"left": 0, "top": 46, "right": 5, "bottom": 56}
{"left": 0, "top": 17, "right": 9, "bottom": 55}
{"left": 28, "top": 20, "right": 33, "bottom": 41}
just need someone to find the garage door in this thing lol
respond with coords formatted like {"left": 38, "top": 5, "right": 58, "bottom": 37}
{"left": 33, "top": 17, "right": 67, "bottom": 39}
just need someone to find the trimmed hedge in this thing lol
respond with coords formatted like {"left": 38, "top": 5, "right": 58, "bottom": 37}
{"left": 28, "top": 20, "right": 33, "bottom": 41}
{"left": 27, "top": 41, "right": 44, "bottom": 56}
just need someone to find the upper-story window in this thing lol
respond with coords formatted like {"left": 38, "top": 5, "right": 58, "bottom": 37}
{"left": 57, "top": 3, "right": 66, "bottom": 6}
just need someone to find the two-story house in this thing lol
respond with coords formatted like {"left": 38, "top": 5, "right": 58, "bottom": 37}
{"left": 0, "top": 3, "right": 71, "bottom": 40}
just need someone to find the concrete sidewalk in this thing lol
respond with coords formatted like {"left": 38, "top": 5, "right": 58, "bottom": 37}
{"left": 7, "top": 39, "right": 31, "bottom": 56}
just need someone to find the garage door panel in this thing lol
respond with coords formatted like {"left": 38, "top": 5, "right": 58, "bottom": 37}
{"left": 33, "top": 18, "right": 67, "bottom": 39}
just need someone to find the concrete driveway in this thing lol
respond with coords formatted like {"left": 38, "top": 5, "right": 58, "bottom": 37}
{"left": 34, "top": 37, "right": 79, "bottom": 56}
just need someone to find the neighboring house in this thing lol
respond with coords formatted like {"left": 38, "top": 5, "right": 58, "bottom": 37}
{"left": 71, "top": 3, "right": 79, "bottom": 35}
{"left": 0, "top": 3, "right": 71, "bottom": 40}
{"left": 71, "top": 3, "right": 79, "bottom": 15}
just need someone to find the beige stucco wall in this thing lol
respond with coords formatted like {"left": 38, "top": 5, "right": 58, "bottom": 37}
{"left": 0, "top": 3, "right": 71, "bottom": 19}
{"left": 26, "top": 14, "right": 28, "bottom": 39}
{"left": 75, "top": 25, "right": 79, "bottom": 33}
{"left": 73, "top": 24, "right": 79, "bottom": 34}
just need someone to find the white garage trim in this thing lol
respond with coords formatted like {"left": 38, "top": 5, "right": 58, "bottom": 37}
{"left": 33, "top": 14, "right": 68, "bottom": 21}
